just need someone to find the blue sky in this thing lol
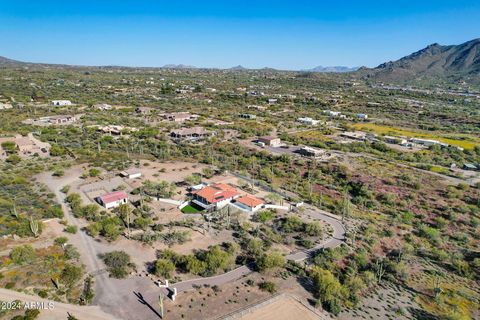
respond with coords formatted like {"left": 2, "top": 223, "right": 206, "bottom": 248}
{"left": 0, "top": 1, "right": 479, "bottom": 69}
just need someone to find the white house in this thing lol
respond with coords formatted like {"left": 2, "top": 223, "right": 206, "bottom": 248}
{"left": 50, "top": 100, "right": 72, "bottom": 106}
{"left": 93, "top": 103, "right": 112, "bottom": 110}
{"left": 297, "top": 117, "right": 319, "bottom": 126}
{"left": 0, "top": 102, "right": 13, "bottom": 110}
{"left": 97, "top": 191, "right": 128, "bottom": 209}
{"left": 323, "top": 110, "right": 342, "bottom": 117}
{"left": 357, "top": 113, "right": 368, "bottom": 120}
{"left": 191, "top": 183, "right": 241, "bottom": 210}
{"left": 120, "top": 170, "right": 142, "bottom": 179}
{"left": 409, "top": 138, "right": 448, "bottom": 147}
{"left": 233, "top": 195, "right": 264, "bottom": 213}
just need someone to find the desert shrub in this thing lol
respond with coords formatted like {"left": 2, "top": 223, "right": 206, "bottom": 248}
{"left": 258, "top": 281, "right": 277, "bottom": 294}
{"left": 60, "top": 264, "right": 83, "bottom": 287}
{"left": 64, "top": 225, "right": 78, "bottom": 234}
{"left": 257, "top": 252, "right": 285, "bottom": 271}
{"left": 10, "top": 245, "right": 36, "bottom": 265}
{"left": 102, "top": 251, "right": 133, "bottom": 279}
{"left": 154, "top": 259, "right": 175, "bottom": 279}
{"left": 253, "top": 210, "right": 276, "bottom": 223}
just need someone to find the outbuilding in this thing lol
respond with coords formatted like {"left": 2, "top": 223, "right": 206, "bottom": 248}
{"left": 97, "top": 191, "right": 128, "bottom": 209}
{"left": 120, "top": 170, "right": 142, "bottom": 179}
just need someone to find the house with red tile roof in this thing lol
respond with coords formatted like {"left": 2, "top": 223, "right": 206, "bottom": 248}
{"left": 96, "top": 191, "right": 128, "bottom": 209}
{"left": 191, "top": 183, "right": 240, "bottom": 210}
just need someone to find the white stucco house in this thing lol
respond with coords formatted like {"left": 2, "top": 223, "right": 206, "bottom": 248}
{"left": 233, "top": 195, "right": 264, "bottom": 213}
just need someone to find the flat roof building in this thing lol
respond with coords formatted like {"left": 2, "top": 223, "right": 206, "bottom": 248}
{"left": 297, "top": 117, "right": 319, "bottom": 126}
{"left": 120, "top": 170, "right": 142, "bottom": 179}
{"left": 257, "top": 136, "right": 281, "bottom": 147}
{"left": 170, "top": 127, "right": 215, "bottom": 140}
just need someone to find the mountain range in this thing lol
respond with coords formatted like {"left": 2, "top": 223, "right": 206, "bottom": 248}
{"left": 362, "top": 38, "right": 480, "bottom": 82}
{"left": 162, "top": 64, "right": 196, "bottom": 69}
{"left": 1, "top": 38, "right": 480, "bottom": 82}
{"left": 0, "top": 56, "right": 25, "bottom": 66}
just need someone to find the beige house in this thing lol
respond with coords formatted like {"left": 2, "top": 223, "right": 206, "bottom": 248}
{"left": 170, "top": 127, "right": 216, "bottom": 140}
{"left": 257, "top": 136, "right": 281, "bottom": 147}
{"left": 162, "top": 112, "right": 199, "bottom": 123}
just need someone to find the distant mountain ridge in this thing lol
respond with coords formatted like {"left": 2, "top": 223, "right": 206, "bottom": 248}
{"left": 308, "top": 66, "right": 359, "bottom": 73}
{"left": 0, "top": 56, "right": 26, "bottom": 66}
{"left": 229, "top": 65, "right": 248, "bottom": 71}
{"left": 162, "top": 64, "right": 196, "bottom": 69}
{"left": 363, "top": 38, "right": 480, "bottom": 82}
{"left": 2, "top": 38, "right": 480, "bottom": 83}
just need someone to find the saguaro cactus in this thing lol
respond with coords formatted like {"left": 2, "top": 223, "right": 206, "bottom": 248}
{"left": 158, "top": 293, "right": 164, "bottom": 318}
{"left": 30, "top": 217, "right": 39, "bottom": 237}
{"left": 12, "top": 199, "right": 19, "bottom": 219}
{"left": 374, "top": 259, "right": 386, "bottom": 283}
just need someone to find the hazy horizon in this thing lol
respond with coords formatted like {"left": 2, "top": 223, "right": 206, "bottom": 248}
{"left": 1, "top": 0, "right": 479, "bottom": 69}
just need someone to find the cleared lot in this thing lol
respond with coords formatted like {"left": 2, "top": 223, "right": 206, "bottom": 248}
{"left": 224, "top": 294, "right": 331, "bottom": 320}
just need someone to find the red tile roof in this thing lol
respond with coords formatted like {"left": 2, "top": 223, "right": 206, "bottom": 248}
{"left": 99, "top": 191, "right": 128, "bottom": 204}
{"left": 236, "top": 195, "right": 264, "bottom": 208}
{"left": 193, "top": 183, "right": 240, "bottom": 204}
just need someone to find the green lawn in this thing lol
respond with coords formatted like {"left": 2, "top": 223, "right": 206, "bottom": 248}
{"left": 181, "top": 204, "right": 204, "bottom": 213}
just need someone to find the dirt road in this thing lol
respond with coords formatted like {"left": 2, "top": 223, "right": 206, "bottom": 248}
{"left": 35, "top": 167, "right": 346, "bottom": 320}
{"left": 0, "top": 288, "right": 116, "bottom": 320}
